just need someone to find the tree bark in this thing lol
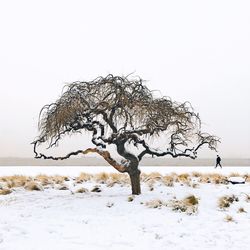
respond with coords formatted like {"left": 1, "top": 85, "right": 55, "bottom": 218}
{"left": 116, "top": 140, "right": 141, "bottom": 195}
{"left": 128, "top": 168, "right": 141, "bottom": 195}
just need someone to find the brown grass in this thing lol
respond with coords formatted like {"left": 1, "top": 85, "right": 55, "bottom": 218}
{"left": 177, "top": 173, "right": 190, "bottom": 183}
{"left": 91, "top": 185, "right": 101, "bottom": 192}
{"left": 94, "top": 172, "right": 109, "bottom": 183}
{"left": 191, "top": 172, "right": 202, "bottom": 178}
{"left": 56, "top": 184, "right": 69, "bottom": 190}
{"left": 162, "top": 175, "right": 174, "bottom": 187}
{"left": 75, "top": 187, "right": 89, "bottom": 193}
{"left": 199, "top": 174, "right": 227, "bottom": 184}
{"left": 224, "top": 215, "right": 234, "bottom": 222}
{"left": 145, "top": 199, "right": 165, "bottom": 208}
{"left": 52, "top": 175, "right": 68, "bottom": 184}
{"left": 76, "top": 172, "right": 92, "bottom": 183}
{"left": 35, "top": 174, "right": 54, "bottom": 186}
{"left": 242, "top": 193, "right": 250, "bottom": 202}
{"left": 245, "top": 175, "right": 250, "bottom": 183}
{"left": 127, "top": 196, "right": 134, "bottom": 202}
{"left": 237, "top": 207, "right": 247, "bottom": 213}
{"left": 218, "top": 195, "right": 239, "bottom": 209}
{"left": 229, "top": 172, "right": 241, "bottom": 177}
{"left": 0, "top": 189, "right": 12, "bottom": 195}
{"left": 24, "top": 181, "right": 44, "bottom": 191}
{"left": 0, "top": 175, "right": 31, "bottom": 188}
{"left": 184, "top": 195, "right": 199, "bottom": 206}
{"left": 170, "top": 195, "right": 199, "bottom": 214}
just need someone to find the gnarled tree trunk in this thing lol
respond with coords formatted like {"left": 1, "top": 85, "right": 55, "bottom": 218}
{"left": 128, "top": 168, "right": 141, "bottom": 195}
{"left": 116, "top": 140, "right": 141, "bottom": 195}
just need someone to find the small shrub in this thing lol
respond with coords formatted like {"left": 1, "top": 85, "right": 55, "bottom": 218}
{"left": 191, "top": 172, "right": 202, "bottom": 178}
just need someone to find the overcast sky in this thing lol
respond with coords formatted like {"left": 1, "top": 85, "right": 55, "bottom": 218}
{"left": 0, "top": 0, "right": 249, "bottom": 158}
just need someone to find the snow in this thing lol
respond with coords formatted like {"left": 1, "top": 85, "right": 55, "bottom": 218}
{"left": 228, "top": 177, "right": 246, "bottom": 183}
{"left": 0, "top": 166, "right": 250, "bottom": 250}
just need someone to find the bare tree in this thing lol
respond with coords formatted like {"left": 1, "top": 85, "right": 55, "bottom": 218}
{"left": 32, "top": 74, "right": 219, "bottom": 194}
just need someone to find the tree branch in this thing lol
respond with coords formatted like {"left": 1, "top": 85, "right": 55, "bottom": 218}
{"left": 32, "top": 143, "right": 128, "bottom": 173}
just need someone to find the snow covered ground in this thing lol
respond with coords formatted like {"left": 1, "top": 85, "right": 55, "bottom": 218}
{"left": 0, "top": 166, "right": 250, "bottom": 250}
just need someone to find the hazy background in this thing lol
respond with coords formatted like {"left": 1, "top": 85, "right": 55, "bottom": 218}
{"left": 0, "top": 0, "right": 249, "bottom": 159}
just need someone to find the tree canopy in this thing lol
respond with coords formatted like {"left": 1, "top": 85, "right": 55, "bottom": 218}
{"left": 33, "top": 74, "right": 219, "bottom": 194}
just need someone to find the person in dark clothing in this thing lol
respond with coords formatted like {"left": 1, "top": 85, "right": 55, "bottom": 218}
{"left": 215, "top": 155, "right": 222, "bottom": 168}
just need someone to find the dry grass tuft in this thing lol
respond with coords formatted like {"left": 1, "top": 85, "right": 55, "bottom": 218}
{"left": 1, "top": 175, "right": 30, "bottom": 188}
{"left": 191, "top": 183, "right": 199, "bottom": 188}
{"left": 237, "top": 207, "right": 247, "bottom": 213}
{"left": 35, "top": 174, "right": 54, "bottom": 186}
{"left": 146, "top": 172, "right": 163, "bottom": 181}
{"left": 56, "top": 184, "right": 69, "bottom": 190}
{"left": 245, "top": 175, "right": 250, "bottom": 183}
{"left": 177, "top": 173, "right": 190, "bottom": 183}
{"left": 191, "top": 172, "right": 202, "bottom": 178}
{"left": 94, "top": 172, "right": 109, "bottom": 183}
{"left": 210, "top": 174, "right": 227, "bottom": 184}
{"left": 244, "top": 193, "right": 250, "bottom": 202}
{"left": 52, "top": 175, "right": 68, "bottom": 184}
{"left": 145, "top": 199, "right": 165, "bottom": 209}
{"left": 198, "top": 174, "right": 227, "bottom": 185}
{"left": 75, "top": 187, "right": 89, "bottom": 193}
{"left": 0, "top": 189, "right": 12, "bottom": 195}
{"left": 25, "top": 181, "right": 44, "bottom": 191}
{"left": 127, "top": 196, "right": 134, "bottom": 202}
{"left": 218, "top": 195, "right": 239, "bottom": 209}
{"left": 162, "top": 175, "right": 174, "bottom": 187}
{"left": 91, "top": 185, "right": 102, "bottom": 192}
{"left": 76, "top": 172, "right": 92, "bottom": 183}
{"left": 224, "top": 215, "right": 234, "bottom": 222}
{"left": 106, "top": 173, "right": 129, "bottom": 187}
{"left": 229, "top": 172, "right": 241, "bottom": 177}
{"left": 170, "top": 195, "right": 199, "bottom": 214}
{"left": 184, "top": 195, "right": 199, "bottom": 206}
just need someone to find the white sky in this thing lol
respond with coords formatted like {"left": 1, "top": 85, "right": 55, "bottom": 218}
{"left": 0, "top": 0, "right": 249, "bottom": 158}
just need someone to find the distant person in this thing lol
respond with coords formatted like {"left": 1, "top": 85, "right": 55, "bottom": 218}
{"left": 215, "top": 155, "right": 222, "bottom": 168}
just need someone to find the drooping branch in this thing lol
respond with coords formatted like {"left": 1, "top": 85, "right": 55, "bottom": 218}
{"left": 32, "top": 140, "right": 128, "bottom": 173}
{"left": 137, "top": 133, "right": 220, "bottom": 161}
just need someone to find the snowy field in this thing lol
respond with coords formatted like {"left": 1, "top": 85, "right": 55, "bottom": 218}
{"left": 0, "top": 166, "right": 250, "bottom": 250}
